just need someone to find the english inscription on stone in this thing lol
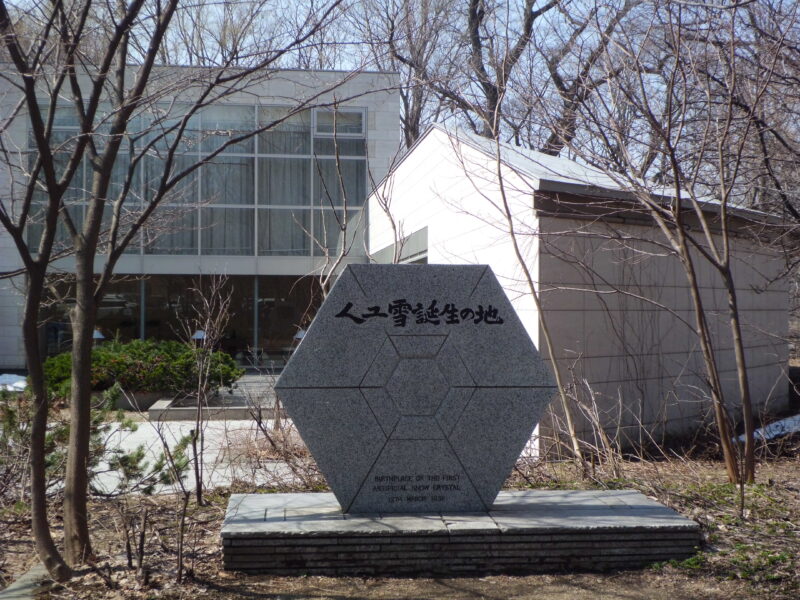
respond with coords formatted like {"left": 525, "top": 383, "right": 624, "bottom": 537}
{"left": 275, "top": 264, "right": 555, "bottom": 513}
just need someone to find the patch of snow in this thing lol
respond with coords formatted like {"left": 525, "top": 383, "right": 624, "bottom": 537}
{"left": 0, "top": 374, "right": 26, "bottom": 392}
{"left": 738, "top": 414, "right": 800, "bottom": 442}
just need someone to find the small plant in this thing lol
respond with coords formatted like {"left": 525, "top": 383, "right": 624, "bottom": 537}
{"left": 719, "top": 544, "right": 795, "bottom": 582}
{"left": 670, "top": 554, "right": 707, "bottom": 570}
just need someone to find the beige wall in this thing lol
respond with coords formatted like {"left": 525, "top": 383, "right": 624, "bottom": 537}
{"left": 537, "top": 214, "right": 790, "bottom": 443}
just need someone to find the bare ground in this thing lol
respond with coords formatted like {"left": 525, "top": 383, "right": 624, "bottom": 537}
{"left": 2, "top": 451, "right": 798, "bottom": 600}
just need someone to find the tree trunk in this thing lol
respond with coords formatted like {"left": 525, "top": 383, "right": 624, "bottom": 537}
{"left": 22, "top": 271, "right": 71, "bottom": 581}
{"left": 63, "top": 258, "right": 96, "bottom": 565}
{"left": 679, "top": 248, "right": 740, "bottom": 483}
{"left": 724, "top": 277, "right": 756, "bottom": 483}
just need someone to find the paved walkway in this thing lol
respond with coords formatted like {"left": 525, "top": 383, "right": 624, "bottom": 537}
{"left": 94, "top": 416, "right": 294, "bottom": 494}
{"left": 94, "top": 372, "right": 293, "bottom": 494}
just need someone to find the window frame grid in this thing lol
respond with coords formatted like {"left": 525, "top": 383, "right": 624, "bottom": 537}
{"left": 28, "top": 104, "right": 369, "bottom": 257}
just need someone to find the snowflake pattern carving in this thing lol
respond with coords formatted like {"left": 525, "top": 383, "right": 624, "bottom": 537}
{"left": 274, "top": 264, "right": 555, "bottom": 513}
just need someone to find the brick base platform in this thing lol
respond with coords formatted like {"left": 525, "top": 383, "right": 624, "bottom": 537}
{"left": 221, "top": 491, "right": 701, "bottom": 576}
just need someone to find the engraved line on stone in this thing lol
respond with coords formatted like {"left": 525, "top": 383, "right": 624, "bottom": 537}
{"left": 433, "top": 418, "right": 448, "bottom": 441}
{"left": 345, "top": 412, "right": 396, "bottom": 513}
{"left": 386, "top": 358, "right": 449, "bottom": 416}
{"left": 437, "top": 387, "right": 476, "bottom": 437}
{"left": 347, "top": 265, "right": 369, "bottom": 297}
{"left": 437, "top": 336, "right": 476, "bottom": 387}
{"left": 466, "top": 265, "right": 489, "bottom": 299}
{"left": 389, "top": 334, "right": 447, "bottom": 358}
{"left": 281, "top": 384, "right": 556, "bottom": 392}
{"left": 383, "top": 357, "right": 404, "bottom": 407}
{"left": 359, "top": 388, "right": 394, "bottom": 438}
{"left": 386, "top": 334, "right": 401, "bottom": 355}
{"left": 446, "top": 383, "right": 479, "bottom": 444}
{"left": 358, "top": 334, "right": 392, "bottom": 388}
{"left": 385, "top": 391, "right": 403, "bottom": 422}
{"left": 429, "top": 361, "right": 449, "bottom": 414}
{"left": 449, "top": 387, "right": 542, "bottom": 508}
{"left": 442, "top": 434, "right": 488, "bottom": 511}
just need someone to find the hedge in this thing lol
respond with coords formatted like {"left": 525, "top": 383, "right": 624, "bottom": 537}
{"left": 43, "top": 339, "right": 244, "bottom": 397}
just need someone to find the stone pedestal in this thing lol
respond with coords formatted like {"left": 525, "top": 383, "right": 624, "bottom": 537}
{"left": 221, "top": 490, "right": 701, "bottom": 576}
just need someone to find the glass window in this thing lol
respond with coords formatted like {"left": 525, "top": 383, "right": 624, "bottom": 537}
{"left": 200, "top": 207, "right": 254, "bottom": 255}
{"left": 144, "top": 275, "right": 254, "bottom": 361}
{"left": 143, "top": 154, "right": 198, "bottom": 205}
{"left": 201, "top": 156, "right": 254, "bottom": 205}
{"left": 257, "top": 208, "right": 310, "bottom": 256}
{"left": 313, "top": 137, "right": 366, "bottom": 157}
{"left": 313, "top": 159, "right": 366, "bottom": 207}
{"left": 37, "top": 104, "right": 81, "bottom": 128}
{"left": 25, "top": 102, "right": 371, "bottom": 262}
{"left": 141, "top": 104, "right": 200, "bottom": 153}
{"left": 95, "top": 279, "right": 140, "bottom": 342}
{"left": 258, "top": 107, "right": 310, "bottom": 155}
{"left": 217, "top": 276, "right": 254, "bottom": 361}
{"left": 201, "top": 105, "right": 254, "bottom": 154}
{"left": 40, "top": 128, "right": 80, "bottom": 151}
{"left": 143, "top": 275, "right": 198, "bottom": 340}
{"left": 257, "top": 157, "right": 309, "bottom": 205}
{"left": 315, "top": 110, "right": 364, "bottom": 135}
{"left": 90, "top": 104, "right": 122, "bottom": 152}
{"left": 29, "top": 153, "right": 86, "bottom": 204}
{"left": 144, "top": 205, "right": 198, "bottom": 255}
{"left": 257, "top": 276, "right": 321, "bottom": 357}
{"left": 313, "top": 208, "right": 364, "bottom": 256}
{"left": 26, "top": 203, "right": 82, "bottom": 253}
{"left": 107, "top": 152, "right": 137, "bottom": 202}
{"left": 101, "top": 199, "right": 141, "bottom": 254}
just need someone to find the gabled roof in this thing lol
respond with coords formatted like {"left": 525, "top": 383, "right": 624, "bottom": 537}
{"left": 403, "top": 124, "right": 631, "bottom": 197}
{"left": 437, "top": 124, "right": 628, "bottom": 196}
{"left": 379, "top": 124, "right": 776, "bottom": 223}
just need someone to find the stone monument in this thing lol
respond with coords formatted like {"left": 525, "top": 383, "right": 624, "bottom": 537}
{"left": 274, "top": 264, "right": 555, "bottom": 513}
{"left": 221, "top": 264, "right": 701, "bottom": 576}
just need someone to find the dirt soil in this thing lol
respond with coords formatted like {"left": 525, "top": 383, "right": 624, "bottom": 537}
{"left": 1, "top": 452, "right": 798, "bottom": 600}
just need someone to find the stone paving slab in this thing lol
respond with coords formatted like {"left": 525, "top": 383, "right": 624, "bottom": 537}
{"left": 223, "top": 491, "right": 698, "bottom": 536}
{"left": 221, "top": 490, "right": 701, "bottom": 575}
{"left": 0, "top": 565, "right": 50, "bottom": 600}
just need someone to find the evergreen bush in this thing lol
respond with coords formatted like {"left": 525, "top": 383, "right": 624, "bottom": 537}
{"left": 43, "top": 339, "right": 243, "bottom": 397}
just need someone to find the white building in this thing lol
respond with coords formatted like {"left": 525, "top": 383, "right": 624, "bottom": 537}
{"left": 0, "top": 69, "right": 399, "bottom": 369}
{"left": 369, "top": 125, "right": 790, "bottom": 442}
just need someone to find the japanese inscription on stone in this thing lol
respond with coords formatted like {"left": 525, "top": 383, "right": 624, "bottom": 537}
{"left": 275, "top": 264, "right": 555, "bottom": 513}
{"left": 335, "top": 300, "right": 504, "bottom": 326}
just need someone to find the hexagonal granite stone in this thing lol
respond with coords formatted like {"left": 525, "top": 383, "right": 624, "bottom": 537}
{"left": 275, "top": 264, "right": 555, "bottom": 513}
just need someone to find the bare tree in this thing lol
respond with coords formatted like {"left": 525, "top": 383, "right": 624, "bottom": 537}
{"left": 388, "top": 0, "right": 559, "bottom": 139}
{"left": 352, "top": 0, "right": 456, "bottom": 148}
{"left": 0, "top": 0, "right": 356, "bottom": 578}
{"left": 567, "top": 0, "right": 799, "bottom": 483}
{"left": 376, "top": 0, "right": 644, "bottom": 156}
{"left": 530, "top": 0, "right": 641, "bottom": 154}
{"left": 310, "top": 116, "right": 366, "bottom": 297}
{"left": 178, "top": 276, "right": 233, "bottom": 506}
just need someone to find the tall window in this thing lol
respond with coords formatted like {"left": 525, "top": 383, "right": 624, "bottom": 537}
{"left": 27, "top": 104, "right": 369, "bottom": 257}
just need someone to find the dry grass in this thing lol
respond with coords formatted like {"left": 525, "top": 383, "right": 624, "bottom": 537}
{"left": 1, "top": 449, "right": 798, "bottom": 600}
